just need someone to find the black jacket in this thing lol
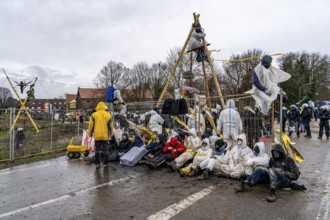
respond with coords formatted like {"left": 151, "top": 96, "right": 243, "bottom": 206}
{"left": 149, "top": 134, "right": 165, "bottom": 156}
{"left": 288, "top": 109, "right": 300, "bottom": 122}
{"left": 270, "top": 144, "right": 300, "bottom": 181}
{"left": 118, "top": 139, "right": 133, "bottom": 153}
{"left": 317, "top": 110, "right": 330, "bottom": 121}
{"left": 301, "top": 106, "right": 313, "bottom": 122}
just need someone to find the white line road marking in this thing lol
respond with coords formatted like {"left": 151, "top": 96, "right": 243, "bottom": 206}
{"left": 0, "top": 175, "right": 137, "bottom": 218}
{"left": 147, "top": 184, "right": 218, "bottom": 220}
{"left": 316, "top": 148, "right": 330, "bottom": 220}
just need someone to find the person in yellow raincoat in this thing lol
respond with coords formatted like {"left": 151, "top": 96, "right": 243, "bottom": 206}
{"left": 88, "top": 102, "right": 114, "bottom": 169}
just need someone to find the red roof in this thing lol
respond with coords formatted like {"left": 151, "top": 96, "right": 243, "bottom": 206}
{"left": 78, "top": 88, "right": 104, "bottom": 99}
{"left": 66, "top": 94, "right": 76, "bottom": 103}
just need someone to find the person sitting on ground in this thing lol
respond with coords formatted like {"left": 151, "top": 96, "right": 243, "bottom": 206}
{"left": 132, "top": 133, "right": 143, "bottom": 147}
{"left": 245, "top": 142, "right": 270, "bottom": 174}
{"left": 197, "top": 138, "right": 228, "bottom": 180}
{"left": 221, "top": 134, "right": 253, "bottom": 179}
{"left": 235, "top": 144, "right": 300, "bottom": 202}
{"left": 163, "top": 136, "right": 186, "bottom": 162}
{"left": 166, "top": 128, "right": 201, "bottom": 171}
{"left": 141, "top": 134, "right": 166, "bottom": 169}
{"left": 118, "top": 133, "right": 133, "bottom": 156}
{"left": 180, "top": 138, "right": 213, "bottom": 177}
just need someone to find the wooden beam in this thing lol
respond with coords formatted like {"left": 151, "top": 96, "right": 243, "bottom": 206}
{"left": 156, "top": 15, "right": 196, "bottom": 109}
{"left": 202, "top": 61, "right": 212, "bottom": 110}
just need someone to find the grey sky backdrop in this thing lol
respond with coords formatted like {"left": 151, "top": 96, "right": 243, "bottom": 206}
{"left": 1, "top": 0, "right": 329, "bottom": 99}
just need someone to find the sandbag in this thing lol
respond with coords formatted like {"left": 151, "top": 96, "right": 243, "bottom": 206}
{"left": 120, "top": 146, "right": 148, "bottom": 166}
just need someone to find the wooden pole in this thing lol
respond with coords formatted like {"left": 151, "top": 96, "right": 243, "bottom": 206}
{"left": 198, "top": 99, "right": 201, "bottom": 136}
{"left": 202, "top": 61, "right": 212, "bottom": 110}
{"left": 202, "top": 41, "right": 226, "bottom": 109}
{"left": 156, "top": 16, "right": 196, "bottom": 109}
{"left": 192, "top": 16, "right": 226, "bottom": 109}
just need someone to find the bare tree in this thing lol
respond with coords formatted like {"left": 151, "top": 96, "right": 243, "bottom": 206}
{"left": 0, "top": 87, "right": 13, "bottom": 108}
{"left": 220, "top": 49, "right": 263, "bottom": 95}
{"left": 125, "top": 62, "right": 151, "bottom": 101}
{"left": 165, "top": 47, "right": 204, "bottom": 90}
{"left": 95, "top": 61, "right": 129, "bottom": 88}
{"left": 148, "top": 62, "right": 169, "bottom": 100}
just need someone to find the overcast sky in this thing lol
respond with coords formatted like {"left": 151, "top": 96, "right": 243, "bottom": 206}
{"left": 1, "top": 0, "right": 329, "bottom": 99}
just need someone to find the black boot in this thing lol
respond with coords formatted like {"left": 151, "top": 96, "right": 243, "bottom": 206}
{"left": 166, "top": 161, "right": 177, "bottom": 171}
{"left": 197, "top": 169, "right": 210, "bottom": 180}
{"left": 188, "top": 166, "right": 201, "bottom": 177}
{"left": 188, "top": 168, "right": 196, "bottom": 177}
{"left": 235, "top": 179, "right": 248, "bottom": 192}
{"left": 267, "top": 186, "right": 277, "bottom": 202}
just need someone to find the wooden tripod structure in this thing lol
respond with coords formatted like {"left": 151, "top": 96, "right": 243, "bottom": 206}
{"left": 156, "top": 13, "right": 226, "bottom": 110}
{"left": 3, "top": 69, "right": 39, "bottom": 133}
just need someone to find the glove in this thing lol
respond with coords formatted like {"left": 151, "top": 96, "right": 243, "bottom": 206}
{"left": 265, "top": 89, "right": 271, "bottom": 96}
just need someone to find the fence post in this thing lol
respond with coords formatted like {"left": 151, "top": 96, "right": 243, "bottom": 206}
{"left": 9, "top": 108, "right": 15, "bottom": 161}
{"left": 50, "top": 109, "right": 53, "bottom": 151}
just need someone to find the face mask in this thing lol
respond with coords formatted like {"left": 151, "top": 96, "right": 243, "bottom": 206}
{"left": 237, "top": 140, "right": 243, "bottom": 145}
{"left": 273, "top": 151, "right": 281, "bottom": 159}
{"left": 202, "top": 144, "right": 208, "bottom": 150}
{"left": 156, "top": 138, "right": 160, "bottom": 144}
{"left": 122, "top": 136, "right": 127, "bottom": 140}
{"left": 253, "top": 146, "right": 260, "bottom": 156}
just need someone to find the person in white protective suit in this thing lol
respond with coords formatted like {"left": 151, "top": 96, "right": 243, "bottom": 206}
{"left": 182, "top": 138, "right": 213, "bottom": 177}
{"left": 217, "top": 99, "right": 242, "bottom": 147}
{"left": 245, "top": 55, "right": 291, "bottom": 115}
{"left": 245, "top": 142, "right": 270, "bottom": 175}
{"left": 166, "top": 128, "right": 201, "bottom": 171}
{"left": 213, "top": 134, "right": 253, "bottom": 179}
{"left": 227, "top": 134, "right": 254, "bottom": 179}
{"left": 197, "top": 138, "right": 229, "bottom": 180}
{"left": 187, "top": 108, "right": 206, "bottom": 135}
{"left": 112, "top": 85, "right": 127, "bottom": 116}
{"left": 147, "top": 110, "right": 164, "bottom": 135}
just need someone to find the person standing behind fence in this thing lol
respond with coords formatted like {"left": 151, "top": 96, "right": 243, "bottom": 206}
{"left": 217, "top": 99, "right": 242, "bottom": 148}
{"left": 88, "top": 102, "right": 114, "bottom": 169}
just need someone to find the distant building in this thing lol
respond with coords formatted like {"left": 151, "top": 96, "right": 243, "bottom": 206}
{"left": 25, "top": 98, "right": 66, "bottom": 112}
{"left": 66, "top": 94, "right": 77, "bottom": 110}
{"left": 76, "top": 87, "right": 105, "bottom": 110}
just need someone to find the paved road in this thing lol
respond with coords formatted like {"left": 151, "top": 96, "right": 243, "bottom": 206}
{"left": 0, "top": 130, "right": 329, "bottom": 220}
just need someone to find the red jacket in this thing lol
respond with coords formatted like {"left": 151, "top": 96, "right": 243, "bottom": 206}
{"left": 163, "top": 137, "right": 186, "bottom": 158}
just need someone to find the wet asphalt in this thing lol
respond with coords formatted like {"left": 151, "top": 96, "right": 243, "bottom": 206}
{"left": 0, "top": 123, "right": 329, "bottom": 220}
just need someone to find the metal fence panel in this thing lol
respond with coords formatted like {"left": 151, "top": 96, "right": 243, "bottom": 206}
{"left": 0, "top": 108, "right": 10, "bottom": 162}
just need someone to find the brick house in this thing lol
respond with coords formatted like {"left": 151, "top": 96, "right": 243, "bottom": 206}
{"left": 25, "top": 98, "right": 66, "bottom": 112}
{"left": 76, "top": 87, "right": 105, "bottom": 110}
{"left": 66, "top": 94, "right": 77, "bottom": 110}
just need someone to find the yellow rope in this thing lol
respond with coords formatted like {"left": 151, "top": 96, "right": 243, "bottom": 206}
{"left": 182, "top": 53, "right": 288, "bottom": 64}
{"left": 214, "top": 53, "right": 288, "bottom": 62}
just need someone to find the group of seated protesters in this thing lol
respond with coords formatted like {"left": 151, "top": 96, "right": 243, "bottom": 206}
{"left": 87, "top": 126, "right": 302, "bottom": 203}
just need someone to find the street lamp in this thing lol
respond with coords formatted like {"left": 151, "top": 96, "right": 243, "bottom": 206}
{"left": 299, "top": 82, "right": 315, "bottom": 99}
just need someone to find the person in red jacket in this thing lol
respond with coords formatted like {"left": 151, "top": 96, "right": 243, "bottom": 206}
{"left": 163, "top": 137, "right": 186, "bottom": 161}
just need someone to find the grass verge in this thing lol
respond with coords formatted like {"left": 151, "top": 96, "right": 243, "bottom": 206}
{"left": 0, "top": 149, "right": 66, "bottom": 170}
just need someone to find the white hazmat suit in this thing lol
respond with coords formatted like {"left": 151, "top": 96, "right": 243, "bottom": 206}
{"left": 246, "top": 142, "right": 270, "bottom": 175}
{"left": 147, "top": 110, "right": 164, "bottom": 135}
{"left": 217, "top": 99, "right": 242, "bottom": 147}
{"left": 175, "top": 128, "right": 201, "bottom": 168}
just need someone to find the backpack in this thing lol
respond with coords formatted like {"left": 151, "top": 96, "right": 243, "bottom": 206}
{"left": 106, "top": 86, "right": 117, "bottom": 102}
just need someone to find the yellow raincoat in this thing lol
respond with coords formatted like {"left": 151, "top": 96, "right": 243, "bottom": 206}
{"left": 88, "top": 102, "right": 113, "bottom": 141}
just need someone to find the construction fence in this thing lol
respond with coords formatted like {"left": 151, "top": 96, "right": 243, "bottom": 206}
{"left": 0, "top": 95, "right": 283, "bottom": 162}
